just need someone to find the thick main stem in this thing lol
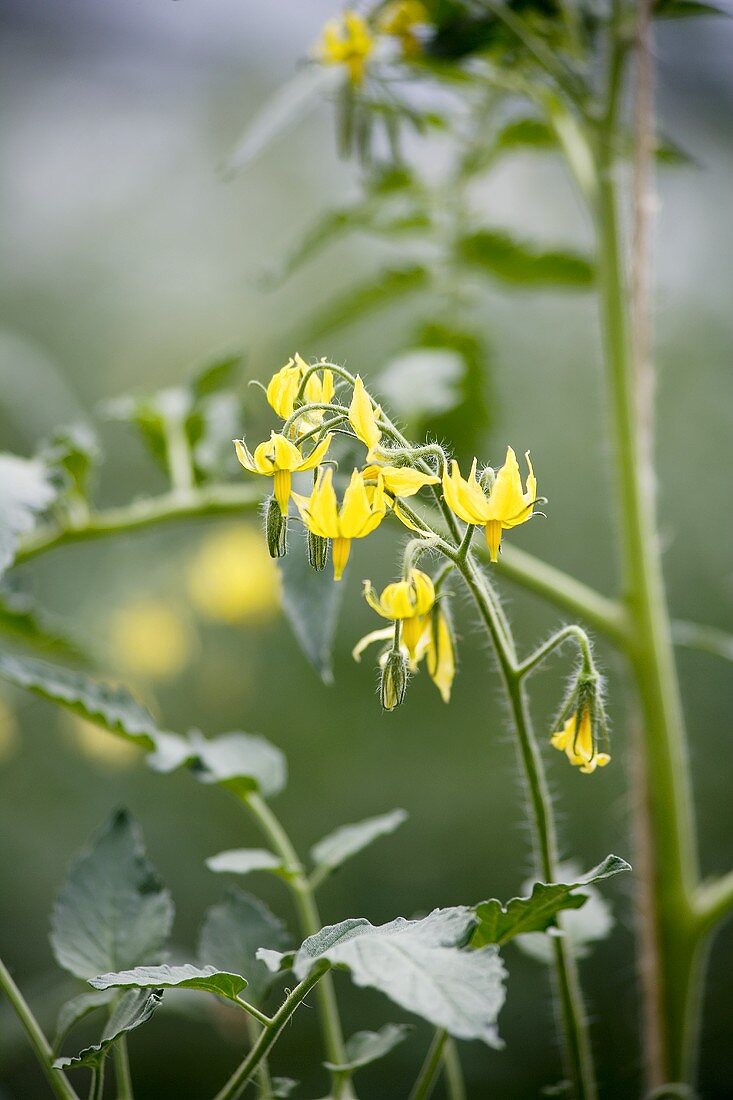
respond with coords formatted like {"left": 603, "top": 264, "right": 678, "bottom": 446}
{"left": 243, "top": 794, "right": 356, "bottom": 1100}
{"left": 456, "top": 558, "right": 597, "bottom": 1100}
{"left": 595, "top": 22, "right": 700, "bottom": 1085}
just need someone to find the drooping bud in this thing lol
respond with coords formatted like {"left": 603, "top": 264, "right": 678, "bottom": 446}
{"left": 307, "top": 530, "right": 330, "bottom": 572}
{"left": 380, "top": 649, "right": 408, "bottom": 712}
{"left": 550, "top": 668, "right": 610, "bottom": 774}
{"left": 265, "top": 495, "right": 287, "bottom": 558}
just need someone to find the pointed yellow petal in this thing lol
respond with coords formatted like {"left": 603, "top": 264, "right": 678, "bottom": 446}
{"left": 270, "top": 432, "right": 303, "bottom": 471}
{"left": 234, "top": 439, "right": 257, "bottom": 473}
{"left": 379, "top": 466, "right": 439, "bottom": 497}
{"left": 349, "top": 376, "right": 382, "bottom": 455}
{"left": 296, "top": 433, "right": 332, "bottom": 472}
{"left": 352, "top": 626, "right": 394, "bottom": 662}
{"left": 266, "top": 361, "right": 300, "bottom": 420}
{"left": 426, "top": 609, "right": 455, "bottom": 703}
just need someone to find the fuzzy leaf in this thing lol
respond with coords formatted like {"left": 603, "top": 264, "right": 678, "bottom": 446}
{"left": 89, "top": 963, "right": 248, "bottom": 1003}
{"left": 50, "top": 810, "right": 174, "bottom": 980}
{"left": 310, "top": 810, "right": 408, "bottom": 878}
{"left": 53, "top": 990, "right": 115, "bottom": 1050}
{"left": 0, "top": 454, "right": 57, "bottom": 578}
{"left": 323, "top": 1023, "right": 413, "bottom": 1073}
{"left": 206, "top": 849, "right": 286, "bottom": 877}
{"left": 0, "top": 588, "right": 82, "bottom": 659}
{"left": 277, "top": 522, "right": 344, "bottom": 684}
{"left": 187, "top": 731, "right": 287, "bottom": 799}
{"left": 54, "top": 988, "right": 162, "bottom": 1070}
{"left": 284, "top": 908, "right": 506, "bottom": 1046}
{"left": 473, "top": 855, "right": 631, "bottom": 947}
{"left": 306, "top": 265, "right": 430, "bottom": 339}
{"left": 198, "top": 889, "right": 289, "bottom": 1005}
{"left": 456, "top": 230, "right": 594, "bottom": 288}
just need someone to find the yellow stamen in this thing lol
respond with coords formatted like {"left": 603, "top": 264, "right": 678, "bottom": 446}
{"left": 273, "top": 469, "right": 292, "bottom": 516}
{"left": 332, "top": 537, "right": 352, "bottom": 581}
{"left": 486, "top": 520, "right": 502, "bottom": 563}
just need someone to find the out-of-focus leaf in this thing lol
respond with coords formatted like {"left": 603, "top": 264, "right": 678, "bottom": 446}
{"left": 276, "top": 907, "right": 506, "bottom": 1046}
{"left": 186, "top": 731, "right": 287, "bottom": 800}
{"left": 414, "top": 323, "right": 493, "bottom": 463}
{"left": 277, "top": 521, "right": 344, "bottom": 684}
{"left": 53, "top": 990, "right": 115, "bottom": 1050}
{"left": 190, "top": 354, "right": 241, "bottom": 399}
{"left": 51, "top": 809, "right": 174, "bottom": 980}
{"left": 310, "top": 809, "right": 408, "bottom": 879}
{"left": 0, "top": 454, "right": 57, "bottom": 578}
{"left": 41, "top": 423, "right": 99, "bottom": 502}
{"left": 461, "top": 116, "right": 557, "bottom": 177}
{"left": 206, "top": 849, "right": 287, "bottom": 877}
{"left": 54, "top": 989, "right": 162, "bottom": 1070}
{"left": 457, "top": 230, "right": 594, "bottom": 287}
{"left": 89, "top": 964, "right": 248, "bottom": 1003}
{"left": 323, "top": 1023, "right": 413, "bottom": 1073}
{"left": 377, "top": 349, "right": 464, "bottom": 423}
{"left": 654, "top": 0, "right": 728, "bottom": 17}
{"left": 0, "top": 651, "right": 190, "bottom": 771}
{"left": 0, "top": 588, "right": 82, "bottom": 658}
{"left": 198, "top": 889, "right": 289, "bottom": 1005}
{"left": 226, "top": 66, "right": 339, "bottom": 175}
{"left": 474, "top": 855, "right": 631, "bottom": 948}
{"left": 306, "top": 265, "right": 430, "bottom": 339}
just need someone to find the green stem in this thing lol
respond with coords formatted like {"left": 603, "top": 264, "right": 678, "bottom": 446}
{"left": 517, "top": 623, "right": 595, "bottom": 680}
{"left": 442, "top": 1038, "right": 466, "bottom": 1100}
{"left": 455, "top": 556, "right": 597, "bottom": 1100}
{"left": 212, "top": 970, "right": 325, "bottom": 1100}
{"left": 113, "top": 1035, "right": 134, "bottom": 1100}
{"left": 88, "top": 1063, "right": 104, "bottom": 1100}
{"left": 245, "top": 1016, "right": 273, "bottom": 1099}
{"left": 594, "top": 20, "right": 700, "bottom": 1084}
{"left": 408, "top": 1029, "right": 448, "bottom": 1100}
{"left": 243, "top": 794, "right": 356, "bottom": 1100}
{"left": 0, "top": 956, "right": 80, "bottom": 1100}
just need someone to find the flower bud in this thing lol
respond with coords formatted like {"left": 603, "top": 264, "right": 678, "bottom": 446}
{"left": 307, "top": 531, "right": 330, "bottom": 572}
{"left": 380, "top": 649, "right": 408, "bottom": 712}
{"left": 265, "top": 495, "right": 287, "bottom": 558}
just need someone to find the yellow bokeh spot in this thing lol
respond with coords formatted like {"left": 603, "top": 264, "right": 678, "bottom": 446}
{"left": 0, "top": 696, "right": 19, "bottom": 763}
{"left": 186, "top": 525, "right": 279, "bottom": 625}
{"left": 109, "top": 600, "right": 195, "bottom": 680}
{"left": 64, "top": 712, "right": 138, "bottom": 770}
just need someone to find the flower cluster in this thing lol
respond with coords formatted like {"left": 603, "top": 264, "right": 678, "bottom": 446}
{"left": 316, "top": 3, "right": 429, "bottom": 85}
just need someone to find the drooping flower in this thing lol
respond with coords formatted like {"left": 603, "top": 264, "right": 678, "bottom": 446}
{"left": 317, "top": 10, "right": 374, "bottom": 85}
{"left": 349, "top": 375, "right": 383, "bottom": 458}
{"left": 424, "top": 606, "right": 455, "bottom": 704}
{"left": 266, "top": 354, "right": 334, "bottom": 434}
{"left": 442, "top": 446, "right": 539, "bottom": 562}
{"left": 234, "top": 431, "right": 332, "bottom": 515}
{"left": 363, "top": 568, "right": 436, "bottom": 659}
{"left": 292, "top": 467, "right": 387, "bottom": 580}
{"left": 551, "top": 708, "right": 611, "bottom": 775}
{"left": 379, "top": 0, "right": 429, "bottom": 57}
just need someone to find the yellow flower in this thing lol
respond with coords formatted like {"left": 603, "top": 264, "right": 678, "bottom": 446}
{"left": 293, "top": 467, "right": 387, "bottom": 580}
{"left": 379, "top": 0, "right": 429, "bottom": 57}
{"left": 318, "top": 10, "right": 373, "bottom": 85}
{"left": 362, "top": 462, "right": 438, "bottom": 529}
{"left": 266, "top": 354, "right": 335, "bottom": 433}
{"left": 349, "top": 375, "right": 383, "bottom": 458}
{"left": 363, "top": 568, "right": 435, "bottom": 659}
{"left": 443, "top": 446, "right": 538, "bottom": 562}
{"left": 186, "top": 526, "right": 279, "bottom": 624}
{"left": 551, "top": 709, "right": 611, "bottom": 775}
{"left": 424, "top": 607, "right": 455, "bottom": 703}
{"left": 108, "top": 600, "right": 195, "bottom": 681}
{"left": 234, "top": 431, "right": 332, "bottom": 515}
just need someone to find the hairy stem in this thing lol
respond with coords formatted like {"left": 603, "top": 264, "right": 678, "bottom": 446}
{"left": 0, "top": 957, "right": 80, "bottom": 1100}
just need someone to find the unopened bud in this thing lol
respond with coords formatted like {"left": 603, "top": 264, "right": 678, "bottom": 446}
{"left": 265, "top": 495, "right": 287, "bottom": 558}
{"left": 380, "top": 650, "right": 408, "bottom": 712}
{"left": 307, "top": 531, "right": 330, "bottom": 572}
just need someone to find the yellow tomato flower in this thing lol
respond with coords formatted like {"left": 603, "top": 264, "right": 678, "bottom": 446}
{"left": 353, "top": 596, "right": 455, "bottom": 703}
{"left": 379, "top": 0, "right": 429, "bottom": 57}
{"left": 363, "top": 568, "right": 435, "bottom": 659}
{"left": 551, "top": 708, "right": 611, "bottom": 775}
{"left": 266, "top": 354, "right": 335, "bottom": 433}
{"left": 293, "top": 467, "right": 387, "bottom": 580}
{"left": 443, "top": 446, "right": 538, "bottom": 562}
{"left": 108, "top": 600, "right": 195, "bottom": 681}
{"left": 234, "top": 431, "right": 332, "bottom": 516}
{"left": 186, "top": 526, "right": 279, "bottom": 624}
{"left": 349, "top": 375, "right": 383, "bottom": 458}
{"left": 318, "top": 10, "right": 373, "bottom": 85}
{"left": 362, "top": 461, "right": 438, "bottom": 529}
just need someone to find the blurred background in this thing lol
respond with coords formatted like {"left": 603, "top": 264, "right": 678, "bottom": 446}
{"left": 0, "top": 1, "right": 731, "bottom": 1097}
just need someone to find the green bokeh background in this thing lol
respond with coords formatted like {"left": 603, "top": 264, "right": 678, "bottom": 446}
{"left": 1, "top": 3, "right": 731, "bottom": 1097}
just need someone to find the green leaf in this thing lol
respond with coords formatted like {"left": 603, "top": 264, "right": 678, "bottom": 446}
{"left": 310, "top": 809, "right": 408, "bottom": 879}
{"left": 50, "top": 809, "right": 174, "bottom": 980}
{"left": 190, "top": 353, "right": 241, "bottom": 399}
{"left": 473, "top": 854, "right": 631, "bottom": 947}
{"left": 654, "top": 0, "right": 728, "bottom": 17}
{"left": 41, "top": 423, "right": 99, "bottom": 502}
{"left": 88, "top": 963, "right": 248, "bottom": 1004}
{"left": 323, "top": 1023, "right": 413, "bottom": 1073}
{"left": 0, "top": 651, "right": 190, "bottom": 771}
{"left": 187, "top": 731, "right": 287, "bottom": 800}
{"left": 496, "top": 116, "right": 556, "bottom": 152}
{"left": 306, "top": 265, "right": 430, "bottom": 339}
{"left": 198, "top": 889, "right": 289, "bottom": 1005}
{"left": 456, "top": 230, "right": 594, "bottom": 288}
{"left": 54, "top": 988, "right": 162, "bottom": 1071}
{"left": 206, "top": 849, "right": 286, "bottom": 877}
{"left": 282, "top": 907, "right": 506, "bottom": 1046}
{"left": 277, "top": 522, "right": 345, "bottom": 684}
{"left": 53, "top": 990, "right": 115, "bottom": 1050}
{"left": 0, "top": 454, "right": 57, "bottom": 578}
{"left": 0, "top": 587, "right": 82, "bottom": 659}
